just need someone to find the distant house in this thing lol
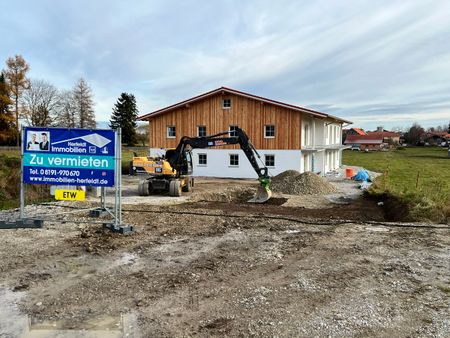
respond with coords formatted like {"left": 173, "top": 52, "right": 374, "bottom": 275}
{"left": 344, "top": 134, "right": 386, "bottom": 150}
{"left": 342, "top": 127, "right": 366, "bottom": 144}
{"left": 366, "top": 131, "right": 401, "bottom": 145}
{"left": 344, "top": 126, "right": 401, "bottom": 150}
{"left": 424, "top": 132, "right": 449, "bottom": 145}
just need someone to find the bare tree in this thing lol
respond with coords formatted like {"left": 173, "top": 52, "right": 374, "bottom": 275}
{"left": 4, "top": 55, "right": 30, "bottom": 145}
{"left": 136, "top": 124, "right": 149, "bottom": 146}
{"left": 435, "top": 124, "right": 448, "bottom": 132}
{"left": 404, "top": 123, "right": 425, "bottom": 145}
{"left": 73, "top": 78, "right": 96, "bottom": 128}
{"left": 54, "top": 90, "right": 78, "bottom": 128}
{"left": 22, "top": 79, "right": 59, "bottom": 127}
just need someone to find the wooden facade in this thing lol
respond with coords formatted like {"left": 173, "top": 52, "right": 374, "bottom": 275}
{"left": 144, "top": 93, "right": 303, "bottom": 150}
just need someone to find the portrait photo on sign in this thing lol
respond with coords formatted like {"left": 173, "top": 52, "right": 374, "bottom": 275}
{"left": 27, "top": 131, "right": 50, "bottom": 151}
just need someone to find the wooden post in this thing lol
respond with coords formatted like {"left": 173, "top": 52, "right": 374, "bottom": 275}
{"left": 415, "top": 171, "right": 420, "bottom": 189}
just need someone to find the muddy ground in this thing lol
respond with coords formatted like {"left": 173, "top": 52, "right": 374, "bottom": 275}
{"left": 0, "top": 176, "right": 449, "bottom": 337}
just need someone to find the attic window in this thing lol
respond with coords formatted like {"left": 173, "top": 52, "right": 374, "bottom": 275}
{"left": 167, "top": 126, "right": 176, "bottom": 138}
{"left": 264, "top": 125, "right": 275, "bottom": 138}
{"left": 222, "top": 98, "right": 231, "bottom": 109}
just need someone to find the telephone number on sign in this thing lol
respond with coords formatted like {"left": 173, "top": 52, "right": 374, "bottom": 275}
{"left": 38, "top": 169, "right": 80, "bottom": 177}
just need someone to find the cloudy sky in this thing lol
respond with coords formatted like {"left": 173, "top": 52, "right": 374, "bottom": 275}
{"left": 1, "top": 0, "right": 449, "bottom": 130}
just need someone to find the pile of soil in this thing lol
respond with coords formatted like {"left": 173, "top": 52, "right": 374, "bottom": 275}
{"left": 271, "top": 170, "right": 337, "bottom": 195}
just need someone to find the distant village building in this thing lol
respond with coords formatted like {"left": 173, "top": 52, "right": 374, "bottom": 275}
{"left": 138, "top": 87, "right": 351, "bottom": 178}
{"left": 423, "top": 132, "right": 449, "bottom": 146}
{"left": 343, "top": 126, "right": 400, "bottom": 150}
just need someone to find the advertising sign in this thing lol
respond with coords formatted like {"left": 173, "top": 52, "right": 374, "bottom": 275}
{"left": 23, "top": 127, "right": 116, "bottom": 187}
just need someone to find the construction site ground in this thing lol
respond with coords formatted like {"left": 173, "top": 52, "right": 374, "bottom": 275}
{"left": 1, "top": 175, "right": 449, "bottom": 337}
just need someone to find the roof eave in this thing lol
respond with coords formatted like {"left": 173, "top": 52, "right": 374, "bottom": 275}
{"left": 138, "top": 86, "right": 352, "bottom": 124}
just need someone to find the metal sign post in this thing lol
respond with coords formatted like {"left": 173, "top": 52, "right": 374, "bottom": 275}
{"left": 104, "top": 128, "right": 133, "bottom": 234}
{"left": 1, "top": 127, "right": 133, "bottom": 233}
{"left": 19, "top": 126, "right": 25, "bottom": 220}
{"left": 0, "top": 127, "right": 43, "bottom": 229}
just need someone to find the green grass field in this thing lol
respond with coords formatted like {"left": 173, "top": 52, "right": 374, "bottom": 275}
{"left": 343, "top": 147, "right": 450, "bottom": 222}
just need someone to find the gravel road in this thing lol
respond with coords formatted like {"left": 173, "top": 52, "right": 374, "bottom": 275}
{"left": 0, "top": 176, "right": 449, "bottom": 337}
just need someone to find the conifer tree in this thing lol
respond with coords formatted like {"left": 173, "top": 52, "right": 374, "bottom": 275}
{"left": 110, "top": 93, "right": 138, "bottom": 145}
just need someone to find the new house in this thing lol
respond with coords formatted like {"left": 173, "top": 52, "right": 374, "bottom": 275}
{"left": 138, "top": 87, "right": 351, "bottom": 178}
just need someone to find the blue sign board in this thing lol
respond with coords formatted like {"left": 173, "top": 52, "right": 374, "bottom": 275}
{"left": 23, "top": 127, "right": 116, "bottom": 187}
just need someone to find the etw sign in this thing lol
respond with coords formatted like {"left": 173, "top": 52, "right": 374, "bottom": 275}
{"left": 55, "top": 189, "right": 86, "bottom": 201}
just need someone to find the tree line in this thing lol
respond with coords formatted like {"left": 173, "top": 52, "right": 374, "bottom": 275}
{"left": 0, "top": 55, "right": 96, "bottom": 146}
{"left": 403, "top": 122, "right": 450, "bottom": 145}
{"left": 0, "top": 54, "right": 141, "bottom": 147}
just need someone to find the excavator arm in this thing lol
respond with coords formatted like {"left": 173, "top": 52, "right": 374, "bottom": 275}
{"left": 166, "top": 127, "right": 272, "bottom": 203}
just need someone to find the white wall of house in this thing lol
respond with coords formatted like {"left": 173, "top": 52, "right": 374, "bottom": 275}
{"left": 301, "top": 118, "right": 343, "bottom": 174}
{"left": 324, "top": 122, "right": 342, "bottom": 146}
{"left": 150, "top": 148, "right": 303, "bottom": 179}
{"left": 190, "top": 149, "right": 302, "bottom": 178}
{"left": 323, "top": 149, "right": 341, "bottom": 173}
{"left": 314, "top": 120, "right": 324, "bottom": 147}
{"left": 313, "top": 152, "right": 324, "bottom": 174}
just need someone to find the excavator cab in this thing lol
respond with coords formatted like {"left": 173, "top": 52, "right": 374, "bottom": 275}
{"left": 165, "top": 149, "right": 193, "bottom": 176}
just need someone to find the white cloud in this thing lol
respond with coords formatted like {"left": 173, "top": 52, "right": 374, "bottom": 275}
{"left": 1, "top": 0, "right": 449, "bottom": 129}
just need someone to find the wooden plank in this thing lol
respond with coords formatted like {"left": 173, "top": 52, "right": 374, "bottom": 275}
{"left": 146, "top": 93, "right": 304, "bottom": 150}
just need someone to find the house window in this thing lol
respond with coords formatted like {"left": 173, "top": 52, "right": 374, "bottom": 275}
{"left": 198, "top": 153, "right": 207, "bottom": 166}
{"left": 198, "top": 125, "right": 206, "bottom": 137}
{"left": 222, "top": 98, "right": 231, "bottom": 109}
{"left": 265, "top": 154, "right": 275, "bottom": 167}
{"left": 167, "top": 126, "right": 176, "bottom": 138}
{"left": 229, "top": 154, "right": 239, "bottom": 166}
{"left": 229, "top": 125, "right": 239, "bottom": 137}
{"left": 264, "top": 125, "right": 275, "bottom": 138}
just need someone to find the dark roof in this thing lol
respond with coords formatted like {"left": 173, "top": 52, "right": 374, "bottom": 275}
{"left": 366, "top": 131, "right": 400, "bottom": 138}
{"left": 138, "top": 86, "right": 352, "bottom": 124}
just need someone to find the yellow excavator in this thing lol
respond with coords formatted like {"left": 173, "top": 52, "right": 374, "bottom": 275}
{"left": 130, "top": 127, "right": 272, "bottom": 203}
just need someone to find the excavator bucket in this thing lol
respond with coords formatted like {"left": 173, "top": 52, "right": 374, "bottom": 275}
{"left": 248, "top": 178, "right": 272, "bottom": 203}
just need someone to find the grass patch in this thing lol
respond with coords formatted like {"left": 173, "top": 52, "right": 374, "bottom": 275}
{"left": 0, "top": 152, "right": 51, "bottom": 209}
{"left": 122, "top": 146, "right": 148, "bottom": 175}
{"left": 343, "top": 147, "right": 450, "bottom": 223}
{"left": 0, "top": 147, "right": 148, "bottom": 209}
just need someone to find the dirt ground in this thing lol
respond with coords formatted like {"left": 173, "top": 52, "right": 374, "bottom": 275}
{"left": 0, "top": 175, "right": 449, "bottom": 337}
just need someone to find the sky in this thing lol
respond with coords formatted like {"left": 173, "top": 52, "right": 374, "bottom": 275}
{"left": 1, "top": 0, "right": 449, "bottom": 130}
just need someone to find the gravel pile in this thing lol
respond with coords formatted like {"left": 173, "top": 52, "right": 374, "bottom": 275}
{"left": 271, "top": 170, "right": 337, "bottom": 195}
